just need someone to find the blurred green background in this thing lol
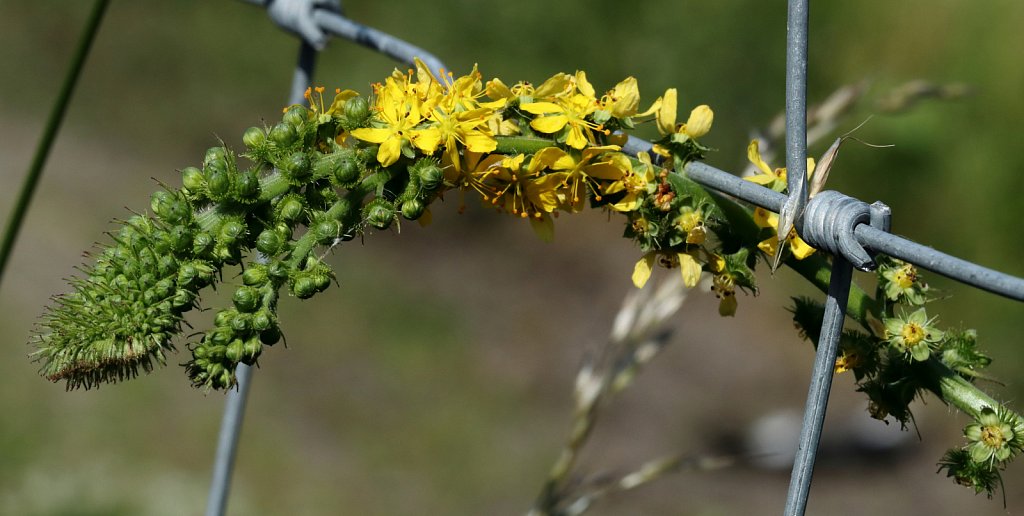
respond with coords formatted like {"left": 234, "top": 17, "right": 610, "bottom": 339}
{"left": 2, "top": 1, "right": 1023, "bottom": 514}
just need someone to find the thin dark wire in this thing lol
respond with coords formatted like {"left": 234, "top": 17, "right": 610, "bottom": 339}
{"left": 204, "top": 41, "right": 319, "bottom": 516}
{"left": 0, "top": 0, "right": 109, "bottom": 288}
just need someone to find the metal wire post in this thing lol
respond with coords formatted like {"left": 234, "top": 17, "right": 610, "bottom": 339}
{"left": 204, "top": 41, "right": 319, "bottom": 516}
{"left": 783, "top": 257, "right": 852, "bottom": 516}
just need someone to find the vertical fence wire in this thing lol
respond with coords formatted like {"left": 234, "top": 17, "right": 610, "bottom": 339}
{"left": 779, "top": 1, "right": 851, "bottom": 514}
{"left": 204, "top": 41, "right": 319, "bottom": 516}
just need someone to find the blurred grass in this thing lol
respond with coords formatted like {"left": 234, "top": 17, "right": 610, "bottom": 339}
{"left": 1, "top": 1, "right": 1023, "bottom": 514}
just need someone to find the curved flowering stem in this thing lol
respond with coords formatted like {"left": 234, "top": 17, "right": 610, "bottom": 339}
{"left": 30, "top": 61, "right": 1020, "bottom": 497}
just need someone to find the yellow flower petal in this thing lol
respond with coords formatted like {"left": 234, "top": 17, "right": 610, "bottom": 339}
{"left": 412, "top": 127, "right": 442, "bottom": 154}
{"left": 350, "top": 127, "right": 390, "bottom": 144}
{"left": 718, "top": 295, "right": 738, "bottom": 317}
{"left": 609, "top": 77, "right": 640, "bottom": 118}
{"left": 529, "top": 213, "right": 555, "bottom": 242}
{"left": 747, "top": 140, "right": 774, "bottom": 176}
{"left": 529, "top": 114, "right": 570, "bottom": 134}
{"left": 462, "top": 131, "right": 497, "bottom": 153}
{"left": 657, "top": 88, "right": 677, "bottom": 135}
{"left": 790, "top": 235, "right": 817, "bottom": 260}
{"left": 520, "top": 102, "right": 563, "bottom": 115}
{"left": 753, "top": 207, "right": 776, "bottom": 229}
{"left": 683, "top": 105, "right": 713, "bottom": 138}
{"left": 534, "top": 73, "right": 573, "bottom": 98}
{"left": 377, "top": 137, "right": 403, "bottom": 167}
{"left": 575, "top": 71, "right": 595, "bottom": 98}
{"left": 678, "top": 252, "right": 701, "bottom": 288}
{"left": 632, "top": 253, "right": 656, "bottom": 288}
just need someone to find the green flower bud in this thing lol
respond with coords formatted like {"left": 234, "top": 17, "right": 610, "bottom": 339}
{"left": 282, "top": 105, "right": 310, "bottom": 127}
{"left": 292, "top": 275, "right": 317, "bottom": 299}
{"left": 192, "top": 232, "right": 214, "bottom": 256}
{"left": 312, "top": 272, "right": 331, "bottom": 292}
{"left": 242, "top": 126, "right": 266, "bottom": 149}
{"left": 218, "top": 220, "right": 246, "bottom": 245}
{"left": 214, "top": 243, "right": 241, "bottom": 265}
{"left": 400, "top": 199, "right": 426, "bottom": 220}
{"left": 252, "top": 310, "right": 274, "bottom": 332}
{"left": 312, "top": 219, "right": 340, "bottom": 245}
{"left": 418, "top": 162, "right": 444, "bottom": 191}
{"left": 364, "top": 198, "right": 396, "bottom": 229}
{"left": 214, "top": 309, "right": 237, "bottom": 328}
{"left": 266, "top": 261, "right": 288, "bottom": 281}
{"left": 231, "top": 312, "right": 252, "bottom": 333}
{"left": 207, "top": 170, "right": 231, "bottom": 199}
{"left": 269, "top": 122, "right": 298, "bottom": 147}
{"left": 277, "top": 196, "right": 305, "bottom": 223}
{"left": 236, "top": 170, "right": 260, "bottom": 200}
{"left": 241, "top": 338, "right": 262, "bottom": 364}
{"left": 181, "top": 166, "right": 206, "bottom": 192}
{"left": 232, "top": 286, "right": 260, "bottom": 312}
{"left": 225, "top": 339, "right": 244, "bottom": 363}
{"left": 344, "top": 96, "right": 370, "bottom": 122}
{"left": 256, "top": 229, "right": 283, "bottom": 255}
{"left": 242, "top": 264, "right": 268, "bottom": 286}
{"left": 284, "top": 151, "right": 311, "bottom": 180}
{"left": 150, "top": 190, "right": 173, "bottom": 214}
{"left": 204, "top": 146, "right": 228, "bottom": 170}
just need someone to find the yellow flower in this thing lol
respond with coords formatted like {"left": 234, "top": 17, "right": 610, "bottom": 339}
{"left": 745, "top": 140, "right": 815, "bottom": 192}
{"left": 639, "top": 88, "right": 714, "bottom": 156}
{"left": 753, "top": 207, "right": 816, "bottom": 261}
{"left": 351, "top": 79, "right": 442, "bottom": 166}
{"left": 597, "top": 77, "right": 641, "bottom": 118}
{"left": 632, "top": 251, "right": 703, "bottom": 289}
{"left": 601, "top": 152, "right": 655, "bottom": 212}
{"left": 430, "top": 106, "right": 497, "bottom": 171}
{"left": 482, "top": 154, "right": 563, "bottom": 218}
{"left": 712, "top": 272, "right": 737, "bottom": 316}
{"left": 529, "top": 145, "right": 627, "bottom": 212}
{"left": 675, "top": 207, "right": 706, "bottom": 245}
{"left": 521, "top": 94, "right": 607, "bottom": 149}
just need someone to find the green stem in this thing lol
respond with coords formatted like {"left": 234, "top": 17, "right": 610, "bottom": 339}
{"left": 494, "top": 135, "right": 562, "bottom": 155}
{"left": 0, "top": 0, "right": 109, "bottom": 287}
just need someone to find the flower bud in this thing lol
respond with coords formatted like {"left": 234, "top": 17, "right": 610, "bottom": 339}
{"left": 242, "top": 126, "right": 266, "bottom": 149}
{"left": 206, "top": 170, "right": 231, "bottom": 199}
{"left": 292, "top": 275, "right": 317, "bottom": 299}
{"left": 401, "top": 199, "right": 426, "bottom": 220}
{"left": 214, "top": 309, "right": 237, "bottom": 328}
{"left": 225, "top": 339, "right": 244, "bottom": 363}
{"left": 312, "top": 219, "right": 340, "bottom": 245}
{"left": 232, "top": 286, "right": 260, "bottom": 312}
{"left": 344, "top": 96, "right": 370, "bottom": 122}
{"left": 192, "top": 232, "right": 214, "bottom": 256}
{"left": 218, "top": 220, "right": 246, "bottom": 245}
{"left": 364, "top": 198, "right": 396, "bottom": 229}
{"left": 256, "top": 229, "right": 283, "bottom": 255}
{"left": 182, "top": 166, "right": 205, "bottom": 191}
{"left": 237, "top": 170, "right": 260, "bottom": 199}
{"left": 283, "top": 105, "right": 310, "bottom": 127}
{"left": 252, "top": 309, "right": 274, "bottom": 332}
{"left": 231, "top": 312, "right": 252, "bottom": 333}
{"left": 284, "top": 151, "right": 311, "bottom": 180}
{"left": 269, "top": 122, "right": 298, "bottom": 147}
{"left": 204, "top": 147, "right": 228, "bottom": 170}
{"left": 241, "top": 338, "right": 262, "bottom": 363}
{"left": 418, "top": 162, "right": 444, "bottom": 191}
{"left": 277, "top": 196, "right": 305, "bottom": 223}
{"left": 242, "top": 264, "right": 269, "bottom": 286}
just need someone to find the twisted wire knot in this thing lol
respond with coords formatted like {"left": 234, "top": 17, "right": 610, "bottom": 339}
{"left": 800, "top": 190, "right": 877, "bottom": 271}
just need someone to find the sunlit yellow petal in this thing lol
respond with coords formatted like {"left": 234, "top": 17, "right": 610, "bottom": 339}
{"left": 683, "top": 105, "right": 713, "bottom": 138}
{"left": 657, "top": 88, "right": 677, "bottom": 135}
{"left": 632, "top": 253, "right": 656, "bottom": 288}
{"left": 610, "top": 77, "right": 640, "bottom": 118}
{"left": 412, "top": 127, "right": 442, "bottom": 154}
{"left": 534, "top": 73, "right": 572, "bottom": 98}
{"left": 678, "top": 253, "right": 702, "bottom": 287}
{"left": 520, "top": 102, "right": 563, "bottom": 115}
{"left": 610, "top": 193, "right": 641, "bottom": 212}
{"left": 747, "top": 140, "right": 774, "bottom": 176}
{"left": 486, "top": 78, "right": 513, "bottom": 100}
{"left": 758, "top": 237, "right": 778, "bottom": 257}
{"left": 575, "top": 71, "right": 595, "bottom": 98}
{"left": 377, "top": 137, "right": 402, "bottom": 167}
{"left": 753, "top": 207, "right": 777, "bottom": 229}
{"left": 350, "top": 127, "right": 391, "bottom": 144}
{"left": 565, "top": 126, "right": 588, "bottom": 149}
{"left": 790, "top": 235, "right": 817, "bottom": 259}
{"left": 530, "top": 114, "right": 570, "bottom": 134}
{"left": 463, "top": 131, "right": 497, "bottom": 153}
